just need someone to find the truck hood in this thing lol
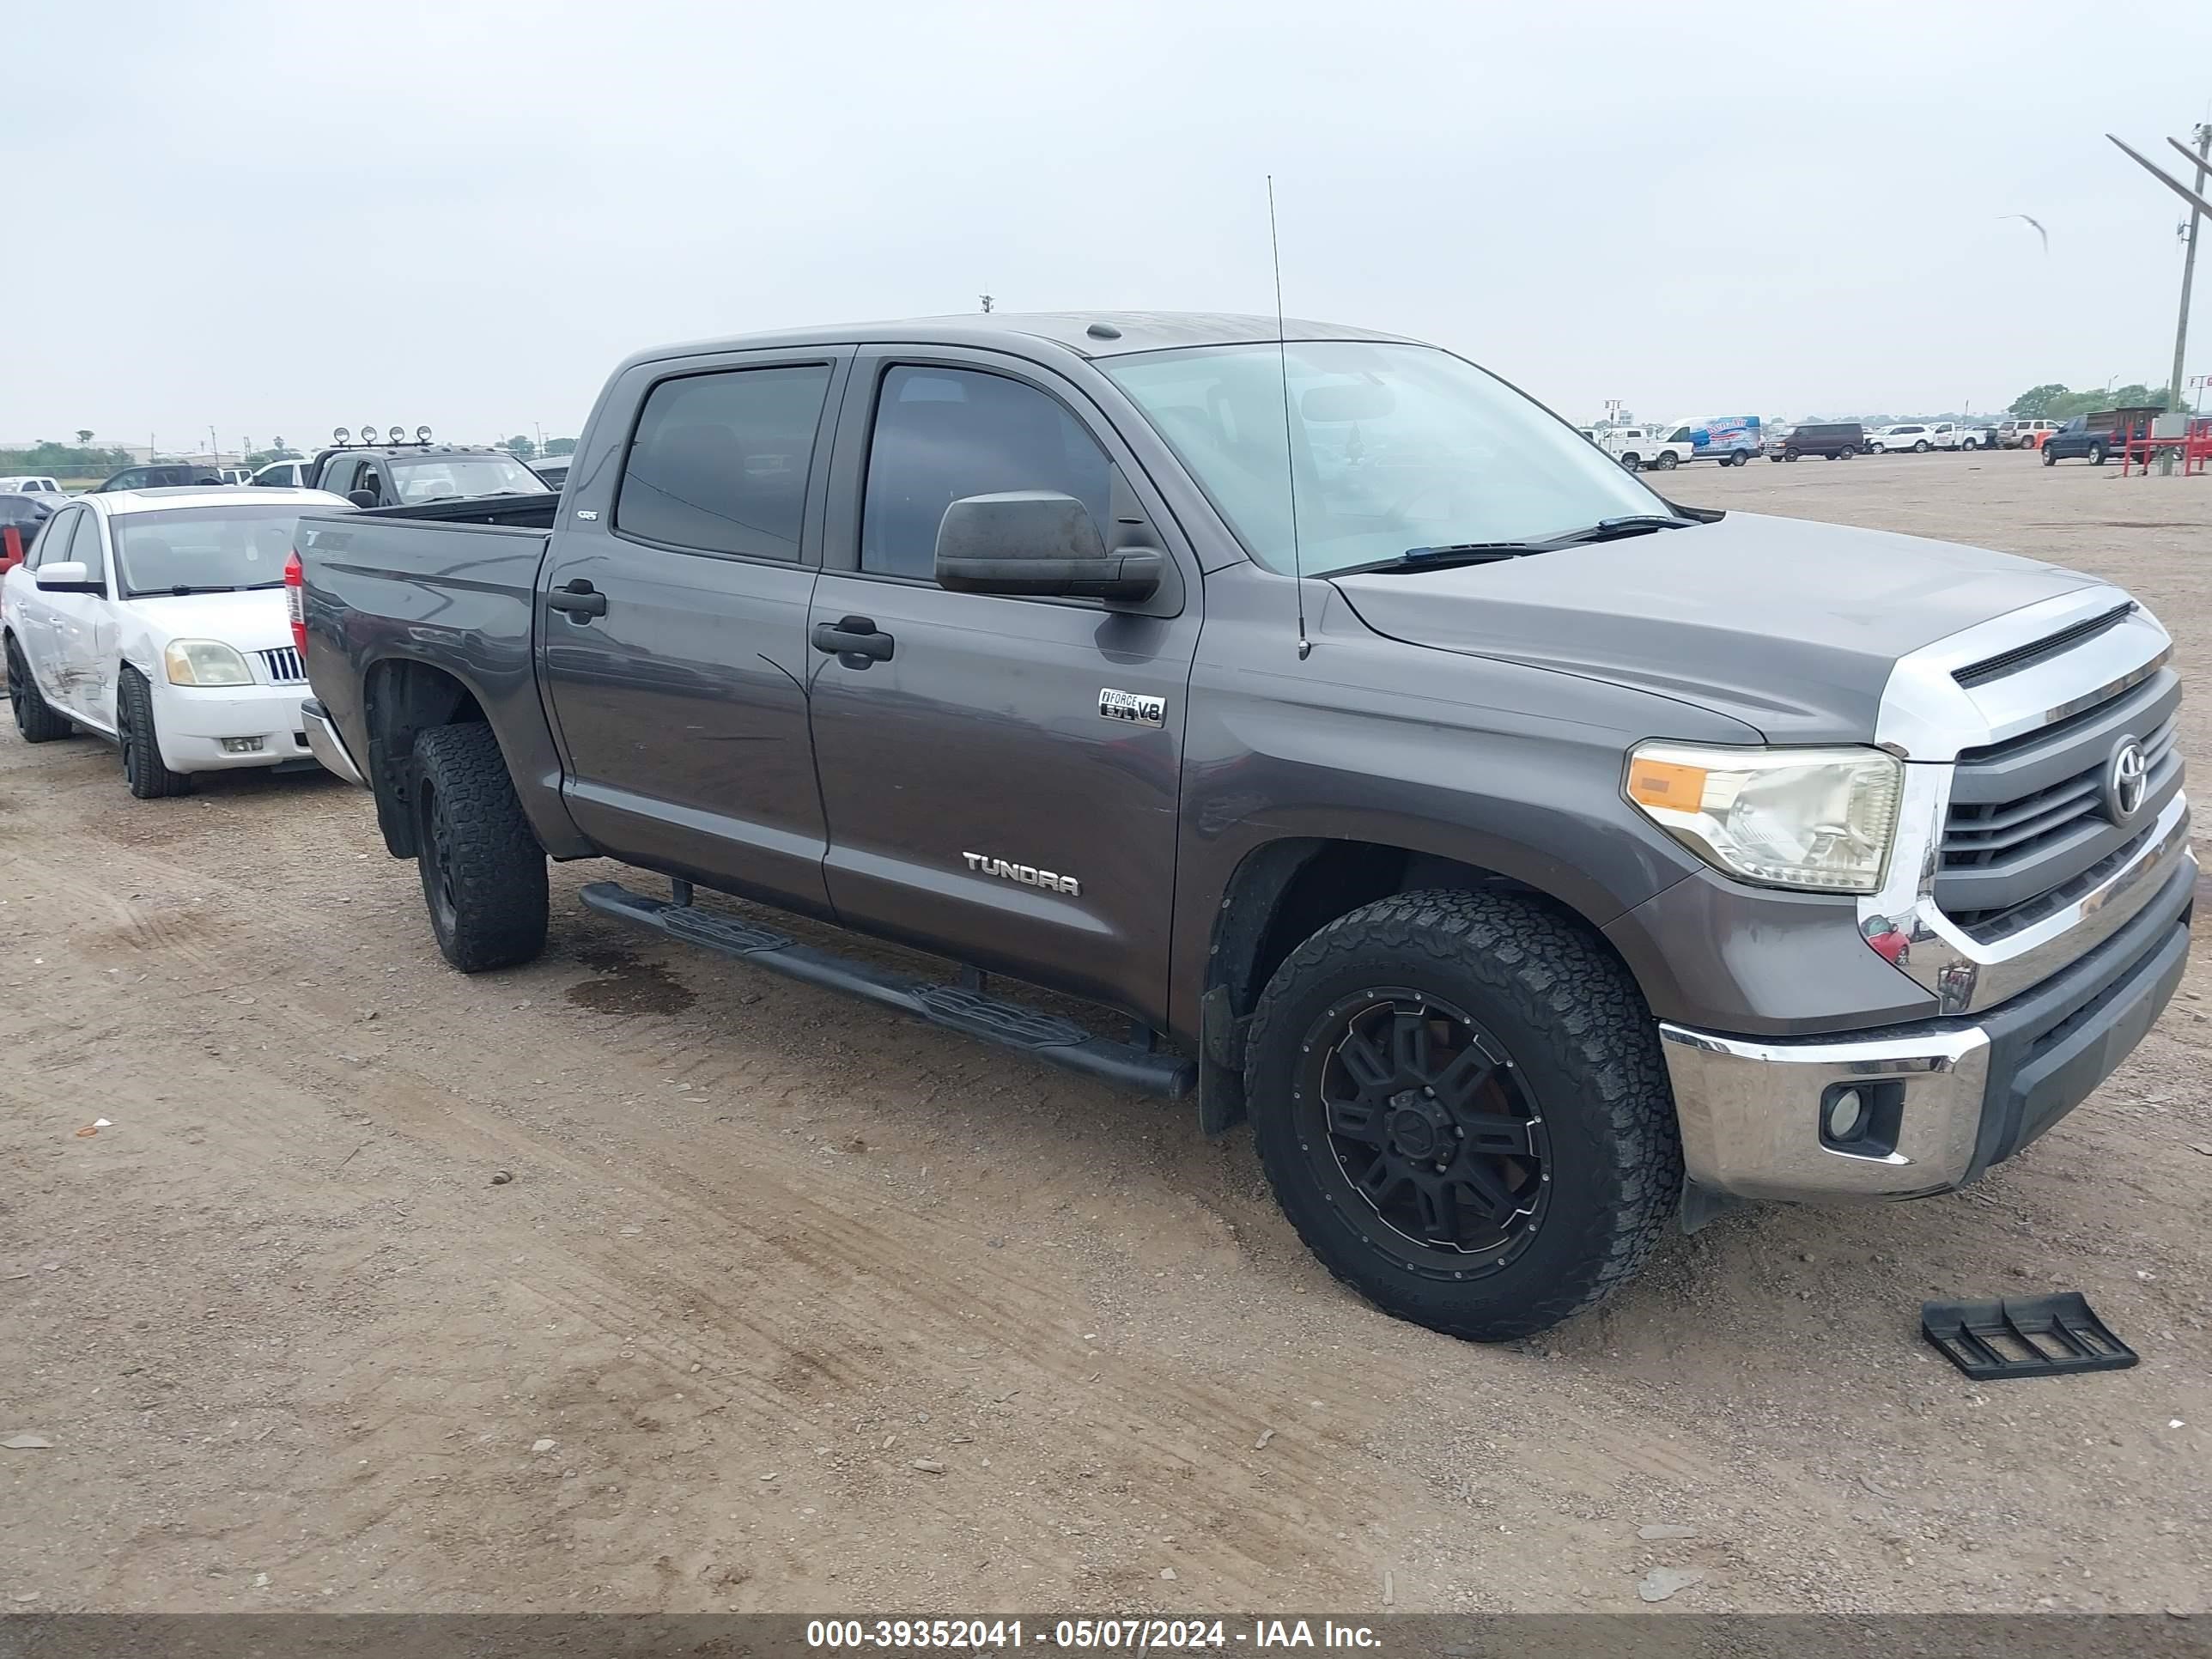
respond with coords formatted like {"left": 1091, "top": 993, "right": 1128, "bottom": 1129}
{"left": 124, "top": 589, "right": 293, "bottom": 654}
{"left": 1328, "top": 511, "right": 2103, "bottom": 743}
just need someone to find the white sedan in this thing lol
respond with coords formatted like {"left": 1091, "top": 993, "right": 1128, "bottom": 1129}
{"left": 2, "top": 486, "right": 350, "bottom": 797}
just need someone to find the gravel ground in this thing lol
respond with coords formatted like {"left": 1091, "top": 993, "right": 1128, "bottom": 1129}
{"left": 0, "top": 448, "right": 2206, "bottom": 1615}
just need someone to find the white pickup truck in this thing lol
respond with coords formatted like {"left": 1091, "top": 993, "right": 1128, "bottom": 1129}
{"left": 1585, "top": 424, "right": 1692, "bottom": 472}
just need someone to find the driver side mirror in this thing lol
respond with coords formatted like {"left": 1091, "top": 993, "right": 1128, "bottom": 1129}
{"left": 346, "top": 489, "right": 379, "bottom": 510}
{"left": 933, "top": 492, "right": 1162, "bottom": 602}
{"left": 33, "top": 561, "right": 100, "bottom": 594}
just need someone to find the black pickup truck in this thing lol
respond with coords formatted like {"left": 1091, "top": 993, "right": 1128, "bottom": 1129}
{"left": 293, "top": 313, "right": 2191, "bottom": 1341}
{"left": 303, "top": 429, "right": 549, "bottom": 508}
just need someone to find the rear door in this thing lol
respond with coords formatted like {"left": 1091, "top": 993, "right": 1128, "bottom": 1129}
{"left": 803, "top": 349, "right": 1201, "bottom": 1020}
{"left": 538, "top": 347, "right": 850, "bottom": 915}
{"left": 9, "top": 502, "right": 76, "bottom": 698}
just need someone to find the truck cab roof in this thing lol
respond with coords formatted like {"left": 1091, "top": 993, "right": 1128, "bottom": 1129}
{"left": 614, "top": 311, "right": 1413, "bottom": 374}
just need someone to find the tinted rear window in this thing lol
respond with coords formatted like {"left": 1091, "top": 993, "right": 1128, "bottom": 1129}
{"left": 616, "top": 364, "right": 834, "bottom": 560}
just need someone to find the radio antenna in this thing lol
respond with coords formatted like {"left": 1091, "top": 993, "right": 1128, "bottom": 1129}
{"left": 1267, "top": 175, "right": 1310, "bottom": 659}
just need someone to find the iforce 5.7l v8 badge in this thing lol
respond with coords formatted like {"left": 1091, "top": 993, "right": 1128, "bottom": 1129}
{"left": 1098, "top": 688, "right": 1166, "bottom": 728}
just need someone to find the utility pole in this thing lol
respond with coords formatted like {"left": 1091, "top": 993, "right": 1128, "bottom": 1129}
{"left": 2169, "top": 123, "right": 2211, "bottom": 412}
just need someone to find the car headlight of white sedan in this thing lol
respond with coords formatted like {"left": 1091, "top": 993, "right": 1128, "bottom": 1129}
{"left": 1624, "top": 742, "right": 1903, "bottom": 894}
{"left": 163, "top": 639, "right": 256, "bottom": 687}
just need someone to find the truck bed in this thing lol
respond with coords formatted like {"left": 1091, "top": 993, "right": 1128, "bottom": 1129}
{"left": 295, "top": 499, "right": 563, "bottom": 852}
{"left": 350, "top": 491, "right": 563, "bottom": 529}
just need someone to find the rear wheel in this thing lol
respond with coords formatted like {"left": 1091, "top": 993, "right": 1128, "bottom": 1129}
{"left": 1652, "top": 452, "right": 1677, "bottom": 471}
{"left": 1618, "top": 454, "right": 1640, "bottom": 472}
{"left": 1245, "top": 890, "right": 1682, "bottom": 1342}
{"left": 118, "top": 667, "right": 192, "bottom": 799}
{"left": 411, "top": 721, "right": 549, "bottom": 973}
{"left": 6, "top": 635, "right": 72, "bottom": 744}
{"left": 1838, "top": 445, "right": 1856, "bottom": 459}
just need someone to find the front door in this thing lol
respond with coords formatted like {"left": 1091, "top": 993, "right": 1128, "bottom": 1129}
{"left": 538, "top": 349, "right": 850, "bottom": 915}
{"left": 36, "top": 507, "right": 120, "bottom": 728}
{"left": 805, "top": 352, "right": 1200, "bottom": 1022}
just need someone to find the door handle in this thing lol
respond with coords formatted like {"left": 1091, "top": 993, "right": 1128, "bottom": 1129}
{"left": 811, "top": 615, "right": 895, "bottom": 667}
{"left": 547, "top": 579, "right": 606, "bottom": 619}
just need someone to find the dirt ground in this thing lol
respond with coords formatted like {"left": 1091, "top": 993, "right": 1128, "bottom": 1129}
{"left": 2, "top": 451, "right": 2207, "bottom": 1617}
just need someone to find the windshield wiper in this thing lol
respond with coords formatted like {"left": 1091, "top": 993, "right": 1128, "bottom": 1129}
{"left": 1338, "top": 514, "right": 1698, "bottom": 576}
{"left": 1568, "top": 514, "right": 1696, "bottom": 544}
{"left": 159, "top": 584, "right": 243, "bottom": 595}
{"left": 1332, "top": 542, "right": 1552, "bottom": 576}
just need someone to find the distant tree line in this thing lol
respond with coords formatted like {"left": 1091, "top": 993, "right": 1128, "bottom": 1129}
{"left": 1, "top": 439, "right": 136, "bottom": 476}
{"left": 2007, "top": 382, "right": 2171, "bottom": 419}
{"left": 501, "top": 435, "right": 577, "bottom": 461}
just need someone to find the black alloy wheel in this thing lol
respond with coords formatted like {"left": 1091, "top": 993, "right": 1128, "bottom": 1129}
{"left": 1293, "top": 991, "right": 1552, "bottom": 1275}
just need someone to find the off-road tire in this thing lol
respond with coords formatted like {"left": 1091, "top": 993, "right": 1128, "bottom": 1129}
{"left": 1244, "top": 889, "right": 1682, "bottom": 1342}
{"left": 6, "top": 635, "right": 72, "bottom": 743}
{"left": 411, "top": 722, "right": 548, "bottom": 973}
{"left": 118, "top": 667, "right": 192, "bottom": 798}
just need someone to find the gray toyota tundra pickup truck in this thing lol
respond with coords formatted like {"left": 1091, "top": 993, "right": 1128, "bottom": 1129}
{"left": 291, "top": 312, "right": 2191, "bottom": 1341}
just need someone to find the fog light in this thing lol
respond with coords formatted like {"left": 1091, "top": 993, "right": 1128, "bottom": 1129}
{"left": 1823, "top": 1087, "right": 1869, "bottom": 1142}
{"left": 221, "top": 736, "right": 265, "bottom": 755}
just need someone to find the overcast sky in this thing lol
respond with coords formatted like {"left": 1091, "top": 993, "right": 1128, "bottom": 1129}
{"left": 10, "top": 2, "right": 2211, "bottom": 451}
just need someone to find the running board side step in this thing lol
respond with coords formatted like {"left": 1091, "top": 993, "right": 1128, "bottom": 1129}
{"left": 580, "top": 882, "right": 1195, "bottom": 1098}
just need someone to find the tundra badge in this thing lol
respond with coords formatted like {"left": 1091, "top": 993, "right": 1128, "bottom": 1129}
{"left": 963, "top": 854, "right": 1080, "bottom": 896}
{"left": 1098, "top": 687, "right": 1166, "bottom": 727}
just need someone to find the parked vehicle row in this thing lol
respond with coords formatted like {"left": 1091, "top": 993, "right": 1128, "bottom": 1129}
{"left": 242, "top": 309, "right": 2188, "bottom": 1347}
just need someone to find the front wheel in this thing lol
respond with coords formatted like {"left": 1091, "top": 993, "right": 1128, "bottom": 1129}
{"left": 6, "top": 635, "right": 73, "bottom": 744}
{"left": 411, "top": 722, "right": 549, "bottom": 973}
{"left": 1914, "top": 441, "right": 1932, "bottom": 453}
{"left": 1652, "top": 451, "right": 1677, "bottom": 471}
{"left": 118, "top": 668, "right": 192, "bottom": 799}
{"left": 1245, "top": 890, "right": 1683, "bottom": 1342}
{"left": 2088, "top": 442, "right": 2107, "bottom": 465}
{"left": 2044, "top": 444, "right": 2059, "bottom": 465}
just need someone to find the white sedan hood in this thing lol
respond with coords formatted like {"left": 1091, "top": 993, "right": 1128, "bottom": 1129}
{"left": 125, "top": 589, "right": 293, "bottom": 655}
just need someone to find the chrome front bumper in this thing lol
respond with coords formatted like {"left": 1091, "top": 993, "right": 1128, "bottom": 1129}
{"left": 301, "top": 699, "right": 366, "bottom": 787}
{"left": 1658, "top": 851, "right": 2195, "bottom": 1203}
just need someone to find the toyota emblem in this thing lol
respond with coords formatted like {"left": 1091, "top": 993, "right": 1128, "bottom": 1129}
{"left": 2106, "top": 737, "right": 2149, "bottom": 824}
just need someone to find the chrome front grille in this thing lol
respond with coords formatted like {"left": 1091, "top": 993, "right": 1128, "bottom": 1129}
{"left": 258, "top": 647, "right": 306, "bottom": 684}
{"left": 1937, "top": 666, "right": 2183, "bottom": 933}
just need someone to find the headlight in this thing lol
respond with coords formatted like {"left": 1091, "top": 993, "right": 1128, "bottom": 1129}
{"left": 163, "top": 640, "right": 254, "bottom": 687}
{"left": 1625, "top": 742, "right": 1902, "bottom": 893}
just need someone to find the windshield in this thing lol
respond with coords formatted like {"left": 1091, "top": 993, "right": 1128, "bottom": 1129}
{"left": 112, "top": 505, "right": 304, "bottom": 595}
{"left": 389, "top": 453, "right": 545, "bottom": 502}
{"left": 1103, "top": 342, "right": 1664, "bottom": 575}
